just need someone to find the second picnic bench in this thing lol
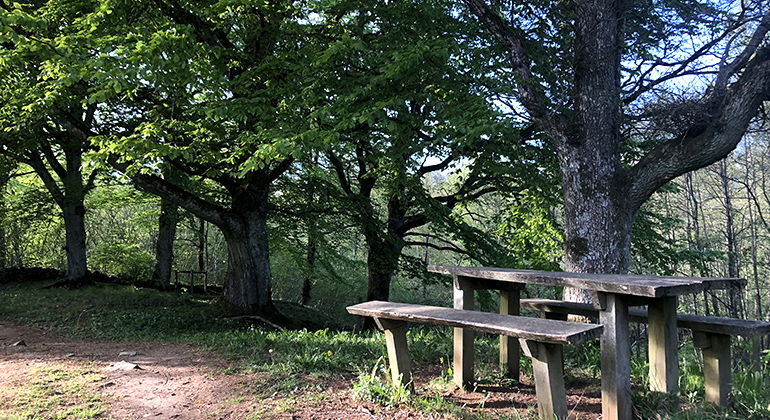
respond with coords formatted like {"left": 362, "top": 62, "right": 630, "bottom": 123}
{"left": 348, "top": 300, "right": 603, "bottom": 420}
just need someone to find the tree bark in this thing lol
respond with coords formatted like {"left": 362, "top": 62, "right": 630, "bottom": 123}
{"left": 560, "top": 0, "right": 630, "bottom": 302}
{"left": 27, "top": 142, "right": 92, "bottom": 283}
{"left": 61, "top": 202, "right": 88, "bottom": 281}
{"left": 301, "top": 221, "right": 317, "bottom": 306}
{"left": 130, "top": 172, "right": 279, "bottom": 316}
{"left": 153, "top": 198, "right": 178, "bottom": 289}
{"left": 221, "top": 209, "right": 274, "bottom": 315}
{"left": 0, "top": 171, "right": 8, "bottom": 269}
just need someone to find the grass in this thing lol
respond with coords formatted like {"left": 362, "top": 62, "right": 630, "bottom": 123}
{"left": 0, "top": 365, "right": 105, "bottom": 419}
{"left": 1, "top": 280, "right": 769, "bottom": 419}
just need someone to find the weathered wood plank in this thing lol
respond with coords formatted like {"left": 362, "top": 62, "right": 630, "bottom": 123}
{"left": 520, "top": 298, "right": 770, "bottom": 336}
{"left": 600, "top": 294, "right": 632, "bottom": 420}
{"left": 347, "top": 301, "right": 604, "bottom": 345}
{"left": 376, "top": 319, "right": 412, "bottom": 389}
{"left": 694, "top": 332, "right": 732, "bottom": 406}
{"left": 429, "top": 265, "right": 745, "bottom": 298}
{"left": 527, "top": 340, "right": 568, "bottom": 420}
{"left": 648, "top": 296, "right": 679, "bottom": 394}
{"left": 454, "top": 276, "right": 475, "bottom": 388}
{"left": 499, "top": 288, "right": 520, "bottom": 379}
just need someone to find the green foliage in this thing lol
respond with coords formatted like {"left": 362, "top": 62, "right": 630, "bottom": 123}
{"left": 351, "top": 359, "right": 413, "bottom": 408}
{"left": 498, "top": 193, "right": 563, "bottom": 270}
{"left": 90, "top": 243, "right": 154, "bottom": 281}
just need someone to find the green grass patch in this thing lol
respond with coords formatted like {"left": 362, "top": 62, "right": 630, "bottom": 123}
{"left": 0, "top": 365, "right": 105, "bottom": 419}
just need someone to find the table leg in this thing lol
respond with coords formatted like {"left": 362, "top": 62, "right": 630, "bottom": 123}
{"left": 499, "top": 288, "right": 520, "bottom": 380}
{"left": 600, "top": 293, "right": 632, "bottom": 420}
{"left": 453, "top": 276, "right": 475, "bottom": 389}
{"left": 648, "top": 296, "right": 679, "bottom": 394}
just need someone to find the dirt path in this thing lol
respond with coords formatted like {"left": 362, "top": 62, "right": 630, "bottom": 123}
{"left": 0, "top": 321, "right": 263, "bottom": 419}
{"left": 0, "top": 321, "right": 601, "bottom": 419}
{"left": 0, "top": 322, "right": 451, "bottom": 419}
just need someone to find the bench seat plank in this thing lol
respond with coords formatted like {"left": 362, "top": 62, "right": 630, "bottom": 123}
{"left": 348, "top": 301, "right": 603, "bottom": 345}
{"left": 521, "top": 299, "right": 770, "bottom": 336}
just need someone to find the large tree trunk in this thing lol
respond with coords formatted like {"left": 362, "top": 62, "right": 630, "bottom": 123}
{"left": 129, "top": 172, "right": 280, "bottom": 317}
{"left": 61, "top": 144, "right": 89, "bottom": 282}
{"left": 362, "top": 235, "right": 403, "bottom": 330}
{"left": 365, "top": 239, "right": 403, "bottom": 302}
{"left": 221, "top": 216, "right": 273, "bottom": 314}
{"left": 561, "top": 0, "right": 629, "bottom": 302}
{"left": 153, "top": 198, "right": 178, "bottom": 289}
{"left": 29, "top": 142, "right": 91, "bottom": 283}
{"left": 220, "top": 187, "right": 275, "bottom": 315}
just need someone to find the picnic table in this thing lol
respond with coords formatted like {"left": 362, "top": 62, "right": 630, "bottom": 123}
{"left": 428, "top": 265, "right": 745, "bottom": 420}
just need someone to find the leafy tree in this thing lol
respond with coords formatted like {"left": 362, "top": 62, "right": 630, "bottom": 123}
{"left": 0, "top": 1, "right": 105, "bottom": 282}
{"left": 85, "top": 0, "right": 329, "bottom": 315}
{"left": 461, "top": 0, "right": 770, "bottom": 300}
{"left": 310, "top": 0, "right": 551, "bottom": 304}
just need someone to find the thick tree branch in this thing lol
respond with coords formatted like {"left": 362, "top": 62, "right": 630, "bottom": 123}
{"left": 268, "top": 157, "right": 294, "bottom": 182}
{"left": 155, "top": 0, "right": 235, "bottom": 50}
{"left": 405, "top": 240, "right": 474, "bottom": 258}
{"left": 38, "top": 143, "right": 67, "bottom": 181}
{"left": 125, "top": 170, "right": 228, "bottom": 226}
{"left": 26, "top": 152, "right": 65, "bottom": 207}
{"left": 419, "top": 153, "right": 455, "bottom": 174}
{"left": 628, "top": 44, "right": 770, "bottom": 211}
{"left": 326, "top": 151, "right": 353, "bottom": 195}
{"left": 462, "top": 0, "right": 565, "bottom": 142}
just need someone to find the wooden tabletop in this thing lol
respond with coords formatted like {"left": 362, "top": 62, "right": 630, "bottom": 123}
{"left": 428, "top": 265, "right": 745, "bottom": 298}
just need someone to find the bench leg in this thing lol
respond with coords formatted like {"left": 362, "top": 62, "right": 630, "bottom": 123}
{"left": 648, "top": 296, "right": 679, "bottom": 394}
{"left": 694, "top": 332, "right": 731, "bottom": 406}
{"left": 600, "top": 293, "right": 632, "bottom": 420}
{"left": 453, "top": 276, "right": 475, "bottom": 388}
{"left": 375, "top": 318, "right": 412, "bottom": 389}
{"left": 521, "top": 339, "right": 568, "bottom": 420}
{"left": 499, "top": 288, "right": 520, "bottom": 380}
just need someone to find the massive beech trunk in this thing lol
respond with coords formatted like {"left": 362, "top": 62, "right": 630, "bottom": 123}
{"left": 465, "top": 0, "right": 770, "bottom": 296}
{"left": 364, "top": 237, "right": 404, "bottom": 302}
{"left": 131, "top": 173, "right": 278, "bottom": 315}
{"left": 220, "top": 207, "right": 273, "bottom": 313}
{"left": 153, "top": 198, "right": 178, "bottom": 289}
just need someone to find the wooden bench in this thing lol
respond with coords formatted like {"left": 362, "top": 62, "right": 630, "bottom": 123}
{"left": 348, "top": 300, "right": 603, "bottom": 420}
{"left": 520, "top": 298, "right": 770, "bottom": 406}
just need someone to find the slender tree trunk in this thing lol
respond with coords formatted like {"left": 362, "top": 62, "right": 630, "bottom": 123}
{"left": 0, "top": 174, "right": 7, "bottom": 269}
{"left": 153, "top": 198, "right": 178, "bottom": 289}
{"left": 745, "top": 139, "right": 763, "bottom": 322}
{"left": 719, "top": 161, "right": 740, "bottom": 317}
{"left": 61, "top": 202, "right": 88, "bottom": 280}
{"left": 197, "top": 217, "right": 206, "bottom": 272}
{"left": 61, "top": 145, "right": 89, "bottom": 282}
{"left": 301, "top": 221, "right": 317, "bottom": 306}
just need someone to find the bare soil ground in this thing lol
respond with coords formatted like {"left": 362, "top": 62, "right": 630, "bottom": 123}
{"left": 0, "top": 321, "right": 601, "bottom": 419}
